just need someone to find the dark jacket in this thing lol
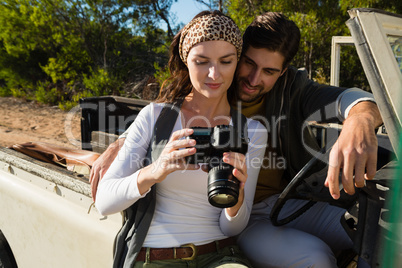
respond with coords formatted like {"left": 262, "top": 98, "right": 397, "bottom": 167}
{"left": 267, "top": 66, "right": 348, "bottom": 182}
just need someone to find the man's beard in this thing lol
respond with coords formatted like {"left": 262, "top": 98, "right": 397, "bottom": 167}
{"left": 236, "top": 78, "right": 264, "bottom": 103}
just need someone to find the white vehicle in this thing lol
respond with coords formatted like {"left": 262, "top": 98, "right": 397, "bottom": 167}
{"left": 0, "top": 97, "right": 149, "bottom": 268}
{"left": 0, "top": 8, "right": 401, "bottom": 268}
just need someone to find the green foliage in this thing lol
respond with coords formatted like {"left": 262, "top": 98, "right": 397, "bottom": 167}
{"left": 10, "top": 87, "right": 28, "bottom": 98}
{"left": 35, "top": 81, "right": 60, "bottom": 104}
{"left": 83, "top": 68, "right": 122, "bottom": 96}
{"left": 1, "top": 0, "right": 400, "bottom": 109}
{"left": 339, "top": 0, "right": 402, "bottom": 14}
{"left": 339, "top": 45, "right": 370, "bottom": 91}
{"left": 0, "top": 87, "right": 11, "bottom": 97}
{"left": 41, "top": 58, "right": 78, "bottom": 84}
{"left": 224, "top": 0, "right": 255, "bottom": 32}
{"left": 226, "top": 0, "right": 400, "bottom": 89}
{"left": 0, "top": 0, "right": 173, "bottom": 106}
{"left": 392, "top": 39, "right": 402, "bottom": 72}
{"left": 59, "top": 90, "right": 93, "bottom": 111}
{"left": 153, "top": 62, "right": 170, "bottom": 87}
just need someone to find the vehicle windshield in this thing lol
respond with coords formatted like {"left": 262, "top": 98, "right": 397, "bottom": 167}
{"left": 347, "top": 9, "right": 402, "bottom": 153}
{"left": 347, "top": 9, "right": 402, "bottom": 266}
{"left": 388, "top": 35, "right": 402, "bottom": 73}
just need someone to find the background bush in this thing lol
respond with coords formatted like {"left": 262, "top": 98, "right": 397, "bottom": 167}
{"left": 0, "top": 0, "right": 400, "bottom": 109}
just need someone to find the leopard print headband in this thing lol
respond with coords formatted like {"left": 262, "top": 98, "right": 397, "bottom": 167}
{"left": 179, "top": 14, "right": 242, "bottom": 65}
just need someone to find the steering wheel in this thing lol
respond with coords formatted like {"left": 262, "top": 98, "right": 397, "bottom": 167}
{"left": 270, "top": 150, "right": 359, "bottom": 226}
{"left": 269, "top": 142, "right": 395, "bottom": 267}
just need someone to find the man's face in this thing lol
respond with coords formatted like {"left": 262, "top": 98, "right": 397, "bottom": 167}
{"left": 236, "top": 46, "right": 286, "bottom": 103}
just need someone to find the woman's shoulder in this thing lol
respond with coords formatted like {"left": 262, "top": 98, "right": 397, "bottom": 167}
{"left": 140, "top": 102, "right": 183, "bottom": 123}
{"left": 246, "top": 117, "right": 266, "bottom": 131}
{"left": 229, "top": 113, "right": 266, "bottom": 136}
{"left": 146, "top": 102, "right": 177, "bottom": 110}
{"left": 245, "top": 117, "right": 268, "bottom": 144}
{"left": 143, "top": 102, "right": 164, "bottom": 110}
{"left": 140, "top": 102, "right": 165, "bottom": 115}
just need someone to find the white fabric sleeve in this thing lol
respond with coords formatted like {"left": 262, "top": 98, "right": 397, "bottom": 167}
{"left": 119, "top": 127, "right": 130, "bottom": 139}
{"left": 336, "top": 87, "right": 376, "bottom": 122}
{"left": 95, "top": 103, "right": 159, "bottom": 215}
{"left": 219, "top": 119, "right": 268, "bottom": 237}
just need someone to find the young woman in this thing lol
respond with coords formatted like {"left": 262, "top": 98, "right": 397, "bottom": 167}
{"left": 95, "top": 10, "right": 267, "bottom": 267}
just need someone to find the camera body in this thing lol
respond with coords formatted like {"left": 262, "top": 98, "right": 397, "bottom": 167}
{"left": 187, "top": 125, "right": 248, "bottom": 208}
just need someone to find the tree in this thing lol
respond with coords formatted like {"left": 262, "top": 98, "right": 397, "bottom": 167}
{"left": 226, "top": 0, "right": 401, "bottom": 88}
{"left": 0, "top": 0, "right": 176, "bottom": 107}
{"left": 195, "top": 0, "right": 223, "bottom": 11}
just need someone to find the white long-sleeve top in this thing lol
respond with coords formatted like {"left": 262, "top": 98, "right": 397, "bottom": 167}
{"left": 96, "top": 102, "right": 267, "bottom": 248}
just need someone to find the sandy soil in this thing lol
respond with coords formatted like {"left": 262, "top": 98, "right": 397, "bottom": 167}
{"left": 0, "top": 97, "right": 81, "bottom": 149}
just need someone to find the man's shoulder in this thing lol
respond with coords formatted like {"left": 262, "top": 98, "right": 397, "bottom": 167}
{"left": 287, "top": 66, "right": 309, "bottom": 82}
{"left": 276, "top": 66, "right": 312, "bottom": 95}
{"left": 286, "top": 66, "right": 334, "bottom": 91}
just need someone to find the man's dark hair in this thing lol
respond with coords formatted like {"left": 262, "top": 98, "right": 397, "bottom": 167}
{"left": 243, "top": 12, "right": 300, "bottom": 69}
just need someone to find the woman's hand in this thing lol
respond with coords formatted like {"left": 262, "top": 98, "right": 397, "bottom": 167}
{"left": 222, "top": 152, "right": 248, "bottom": 217}
{"left": 137, "top": 128, "right": 198, "bottom": 194}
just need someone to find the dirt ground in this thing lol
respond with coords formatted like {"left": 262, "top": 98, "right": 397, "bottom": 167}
{"left": 0, "top": 97, "right": 81, "bottom": 149}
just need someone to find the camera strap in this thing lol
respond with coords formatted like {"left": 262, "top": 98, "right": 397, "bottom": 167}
{"left": 113, "top": 99, "right": 184, "bottom": 268}
{"left": 230, "top": 107, "right": 249, "bottom": 151}
{"left": 113, "top": 99, "right": 248, "bottom": 268}
{"left": 147, "top": 99, "right": 185, "bottom": 162}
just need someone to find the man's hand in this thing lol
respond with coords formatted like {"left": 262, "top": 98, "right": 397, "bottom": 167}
{"left": 325, "top": 101, "right": 383, "bottom": 199}
{"left": 89, "top": 138, "right": 125, "bottom": 201}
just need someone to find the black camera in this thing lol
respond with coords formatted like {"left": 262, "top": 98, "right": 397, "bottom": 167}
{"left": 187, "top": 125, "right": 248, "bottom": 208}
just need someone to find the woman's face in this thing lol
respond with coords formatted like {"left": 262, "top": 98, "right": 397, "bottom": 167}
{"left": 186, "top": 40, "right": 237, "bottom": 100}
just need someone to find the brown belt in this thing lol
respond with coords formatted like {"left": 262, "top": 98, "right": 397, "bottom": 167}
{"left": 136, "top": 237, "right": 237, "bottom": 262}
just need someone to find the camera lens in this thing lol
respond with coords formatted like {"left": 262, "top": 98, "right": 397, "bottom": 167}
{"left": 207, "top": 163, "right": 239, "bottom": 208}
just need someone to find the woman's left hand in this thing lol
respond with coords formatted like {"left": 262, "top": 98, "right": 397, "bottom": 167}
{"left": 201, "top": 152, "right": 247, "bottom": 215}
{"left": 222, "top": 152, "right": 248, "bottom": 189}
{"left": 200, "top": 152, "right": 247, "bottom": 186}
{"left": 222, "top": 152, "right": 247, "bottom": 216}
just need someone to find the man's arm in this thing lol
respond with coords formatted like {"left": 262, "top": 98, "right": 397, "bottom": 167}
{"left": 325, "top": 101, "right": 383, "bottom": 199}
{"left": 89, "top": 138, "right": 125, "bottom": 201}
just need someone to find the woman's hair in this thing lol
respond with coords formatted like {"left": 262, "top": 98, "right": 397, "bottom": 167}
{"left": 155, "top": 10, "right": 241, "bottom": 103}
{"left": 243, "top": 12, "right": 300, "bottom": 69}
